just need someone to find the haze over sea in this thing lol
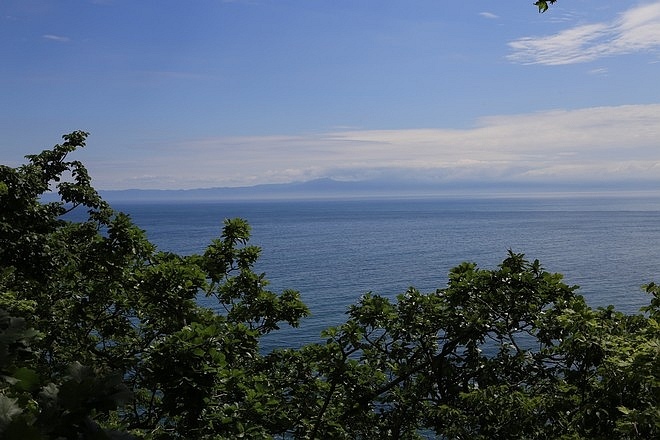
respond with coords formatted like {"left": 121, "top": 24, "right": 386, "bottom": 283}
{"left": 113, "top": 194, "right": 660, "bottom": 350}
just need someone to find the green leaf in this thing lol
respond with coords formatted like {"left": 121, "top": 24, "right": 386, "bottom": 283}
{"left": 535, "top": 1, "right": 549, "bottom": 13}
{"left": 11, "top": 367, "right": 40, "bottom": 392}
{"left": 617, "top": 406, "right": 631, "bottom": 415}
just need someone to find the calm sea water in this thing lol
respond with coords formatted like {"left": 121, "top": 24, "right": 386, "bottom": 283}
{"left": 113, "top": 195, "right": 660, "bottom": 349}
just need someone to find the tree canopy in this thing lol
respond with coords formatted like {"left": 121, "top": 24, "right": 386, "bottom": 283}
{"left": 1, "top": 132, "right": 658, "bottom": 439}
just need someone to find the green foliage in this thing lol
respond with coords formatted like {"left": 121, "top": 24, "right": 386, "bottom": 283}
{"left": 281, "top": 254, "right": 657, "bottom": 438}
{"left": 0, "top": 132, "right": 309, "bottom": 439}
{"left": 273, "top": 252, "right": 658, "bottom": 438}
{"left": 535, "top": 0, "right": 558, "bottom": 13}
{"left": 0, "top": 309, "right": 132, "bottom": 439}
{"left": 1, "top": 132, "right": 657, "bottom": 439}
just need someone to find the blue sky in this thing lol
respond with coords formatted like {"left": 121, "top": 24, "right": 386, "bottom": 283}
{"left": 1, "top": 0, "right": 660, "bottom": 190}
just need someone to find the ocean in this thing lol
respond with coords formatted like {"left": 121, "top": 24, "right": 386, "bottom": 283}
{"left": 112, "top": 194, "right": 660, "bottom": 350}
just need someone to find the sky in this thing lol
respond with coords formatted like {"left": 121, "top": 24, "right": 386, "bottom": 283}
{"left": 1, "top": 0, "right": 660, "bottom": 191}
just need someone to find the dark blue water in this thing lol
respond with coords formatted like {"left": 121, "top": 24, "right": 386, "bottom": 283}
{"left": 112, "top": 195, "right": 660, "bottom": 349}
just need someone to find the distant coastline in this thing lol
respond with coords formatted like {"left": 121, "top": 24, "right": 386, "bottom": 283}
{"left": 92, "top": 178, "right": 660, "bottom": 203}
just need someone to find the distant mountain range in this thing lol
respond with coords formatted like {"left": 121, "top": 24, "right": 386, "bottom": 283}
{"left": 96, "top": 178, "right": 660, "bottom": 202}
{"left": 100, "top": 178, "right": 409, "bottom": 202}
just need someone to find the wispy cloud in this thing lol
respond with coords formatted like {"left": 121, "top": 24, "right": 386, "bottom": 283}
{"left": 88, "top": 104, "right": 660, "bottom": 190}
{"left": 479, "top": 12, "right": 498, "bottom": 20}
{"left": 42, "top": 34, "right": 70, "bottom": 43}
{"left": 508, "top": 2, "right": 660, "bottom": 65}
{"left": 588, "top": 67, "right": 608, "bottom": 75}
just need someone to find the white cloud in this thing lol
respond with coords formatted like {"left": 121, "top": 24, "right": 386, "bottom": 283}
{"left": 42, "top": 34, "right": 70, "bottom": 42}
{"left": 86, "top": 104, "right": 660, "bottom": 190}
{"left": 588, "top": 67, "right": 608, "bottom": 75}
{"left": 479, "top": 12, "right": 498, "bottom": 20}
{"left": 508, "top": 2, "right": 660, "bottom": 65}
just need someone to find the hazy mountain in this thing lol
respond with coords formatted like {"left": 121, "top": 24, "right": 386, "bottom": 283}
{"left": 99, "top": 178, "right": 387, "bottom": 202}
{"left": 95, "top": 178, "right": 660, "bottom": 203}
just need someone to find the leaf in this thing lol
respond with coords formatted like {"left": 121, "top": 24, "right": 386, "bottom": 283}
{"left": 617, "top": 406, "right": 631, "bottom": 415}
{"left": 11, "top": 367, "right": 40, "bottom": 392}
{"left": 0, "top": 395, "right": 22, "bottom": 430}
{"left": 38, "top": 382, "right": 60, "bottom": 404}
{"left": 535, "top": 1, "right": 549, "bottom": 13}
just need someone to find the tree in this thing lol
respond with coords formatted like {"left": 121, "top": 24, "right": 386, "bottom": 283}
{"left": 0, "top": 132, "right": 309, "bottom": 438}
{"left": 1, "top": 133, "right": 658, "bottom": 439}
{"left": 268, "top": 253, "right": 658, "bottom": 438}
